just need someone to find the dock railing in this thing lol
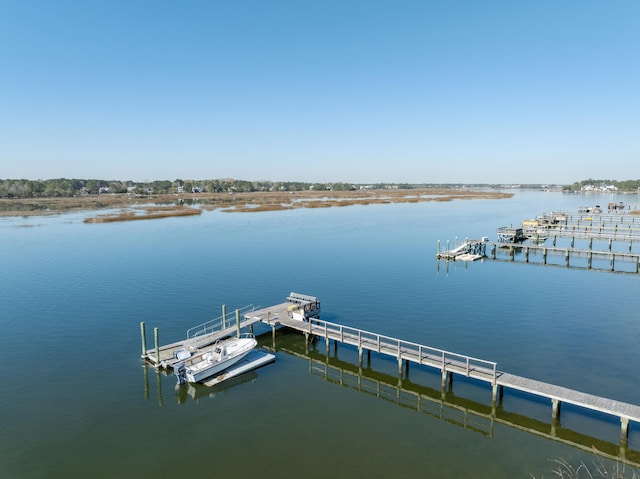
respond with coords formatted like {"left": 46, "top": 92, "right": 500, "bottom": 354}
{"left": 303, "top": 317, "right": 497, "bottom": 384}
{"left": 186, "top": 304, "right": 256, "bottom": 344}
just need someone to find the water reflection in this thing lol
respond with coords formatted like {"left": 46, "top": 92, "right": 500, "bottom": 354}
{"left": 271, "top": 331, "right": 640, "bottom": 468}
{"left": 142, "top": 358, "right": 262, "bottom": 405}
{"left": 141, "top": 327, "right": 640, "bottom": 467}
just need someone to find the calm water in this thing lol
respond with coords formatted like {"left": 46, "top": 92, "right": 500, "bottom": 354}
{"left": 1, "top": 190, "right": 639, "bottom": 478}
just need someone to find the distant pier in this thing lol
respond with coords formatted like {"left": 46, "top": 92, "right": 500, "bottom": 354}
{"left": 437, "top": 209, "right": 640, "bottom": 273}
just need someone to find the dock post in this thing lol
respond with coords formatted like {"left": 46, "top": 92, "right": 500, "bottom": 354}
{"left": 154, "top": 327, "right": 160, "bottom": 368}
{"left": 358, "top": 347, "right": 363, "bottom": 367}
{"left": 543, "top": 248, "right": 547, "bottom": 265}
{"left": 437, "top": 240, "right": 440, "bottom": 255}
{"left": 524, "top": 247, "right": 529, "bottom": 262}
{"left": 222, "top": 304, "right": 227, "bottom": 329}
{"left": 610, "top": 254, "right": 615, "bottom": 272}
{"left": 609, "top": 238, "right": 613, "bottom": 251}
{"left": 398, "top": 356, "right": 403, "bottom": 377}
{"left": 235, "top": 309, "right": 241, "bottom": 338}
{"left": 587, "top": 251, "right": 592, "bottom": 269}
{"left": 621, "top": 417, "right": 630, "bottom": 445}
{"left": 570, "top": 236, "right": 574, "bottom": 248}
{"left": 589, "top": 238, "right": 593, "bottom": 250}
{"left": 272, "top": 325, "right": 276, "bottom": 347}
{"left": 565, "top": 250, "right": 569, "bottom": 267}
{"left": 553, "top": 236, "right": 556, "bottom": 247}
{"left": 441, "top": 370, "right": 452, "bottom": 391}
{"left": 551, "top": 398, "right": 561, "bottom": 421}
{"left": 140, "top": 321, "right": 147, "bottom": 357}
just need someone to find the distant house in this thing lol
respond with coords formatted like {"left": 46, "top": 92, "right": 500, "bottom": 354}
{"left": 177, "top": 185, "right": 184, "bottom": 194}
{"left": 192, "top": 186, "right": 203, "bottom": 193}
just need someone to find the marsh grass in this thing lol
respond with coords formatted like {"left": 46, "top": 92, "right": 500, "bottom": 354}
{"left": 84, "top": 206, "right": 202, "bottom": 223}
{"left": 533, "top": 453, "right": 640, "bottom": 479}
{"left": 1, "top": 188, "right": 513, "bottom": 218}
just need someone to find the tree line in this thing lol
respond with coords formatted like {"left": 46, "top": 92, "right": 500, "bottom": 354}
{"left": 565, "top": 179, "right": 640, "bottom": 192}
{"left": 0, "top": 178, "right": 419, "bottom": 199}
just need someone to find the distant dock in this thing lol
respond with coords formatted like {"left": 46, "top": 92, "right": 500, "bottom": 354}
{"left": 437, "top": 209, "right": 640, "bottom": 273}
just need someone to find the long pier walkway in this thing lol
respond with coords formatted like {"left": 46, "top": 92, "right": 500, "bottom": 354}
{"left": 141, "top": 293, "right": 640, "bottom": 445}
{"left": 248, "top": 296, "right": 640, "bottom": 445}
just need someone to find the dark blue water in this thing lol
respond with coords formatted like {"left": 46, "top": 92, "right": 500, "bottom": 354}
{"left": 1, "top": 190, "right": 639, "bottom": 478}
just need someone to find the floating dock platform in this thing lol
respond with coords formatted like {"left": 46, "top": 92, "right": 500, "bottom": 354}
{"left": 200, "top": 349, "right": 275, "bottom": 387}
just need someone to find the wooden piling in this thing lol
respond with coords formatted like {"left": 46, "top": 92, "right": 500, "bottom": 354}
{"left": 552, "top": 398, "right": 561, "bottom": 421}
{"left": 621, "top": 417, "right": 630, "bottom": 444}
{"left": 140, "top": 321, "right": 147, "bottom": 357}
{"left": 235, "top": 309, "right": 240, "bottom": 338}
{"left": 154, "top": 327, "right": 159, "bottom": 367}
{"left": 222, "top": 304, "right": 227, "bottom": 329}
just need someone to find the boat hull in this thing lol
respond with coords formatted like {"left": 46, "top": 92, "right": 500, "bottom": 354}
{"left": 184, "top": 336, "right": 257, "bottom": 383}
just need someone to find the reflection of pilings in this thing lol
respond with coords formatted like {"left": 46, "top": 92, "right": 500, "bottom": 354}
{"left": 309, "top": 355, "right": 494, "bottom": 437}
{"left": 156, "top": 368, "right": 163, "bottom": 407}
{"left": 143, "top": 363, "right": 149, "bottom": 400}
{"left": 284, "top": 348, "right": 640, "bottom": 468}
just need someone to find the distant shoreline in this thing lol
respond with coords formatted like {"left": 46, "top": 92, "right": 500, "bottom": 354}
{"left": 0, "top": 188, "right": 513, "bottom": 220}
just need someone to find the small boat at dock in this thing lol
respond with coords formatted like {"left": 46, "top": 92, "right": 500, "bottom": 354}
{"left": 174, "top": 334, "right": 257, "bottom": 384}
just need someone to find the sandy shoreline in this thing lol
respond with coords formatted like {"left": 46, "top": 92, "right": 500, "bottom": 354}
{"left": 0, "top": 188, "right": 513, "bottom": 220}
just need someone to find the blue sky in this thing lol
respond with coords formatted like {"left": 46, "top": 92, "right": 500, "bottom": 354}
{"left": 1, "top": 0, "right": 638, "bottom": 184}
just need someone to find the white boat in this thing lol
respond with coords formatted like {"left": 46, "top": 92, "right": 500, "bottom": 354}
{"left": 174, "top": 334, "right": 257, "bottom": 384}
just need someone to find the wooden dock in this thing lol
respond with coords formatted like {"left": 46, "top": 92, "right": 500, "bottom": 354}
{"left": 486, "top": 242, "right": 640, "bottom": 273}
{"left": 436, "top": 238, "right": 640, "bottom": 274}
{"left": 141, "top": 293, "right": 321, "bottom": 368}
{"left": 248, "top": 296, "right": 640, "bottom": 445}
{"left": 141, "top": 292, "right": 640, "bottom": 445}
